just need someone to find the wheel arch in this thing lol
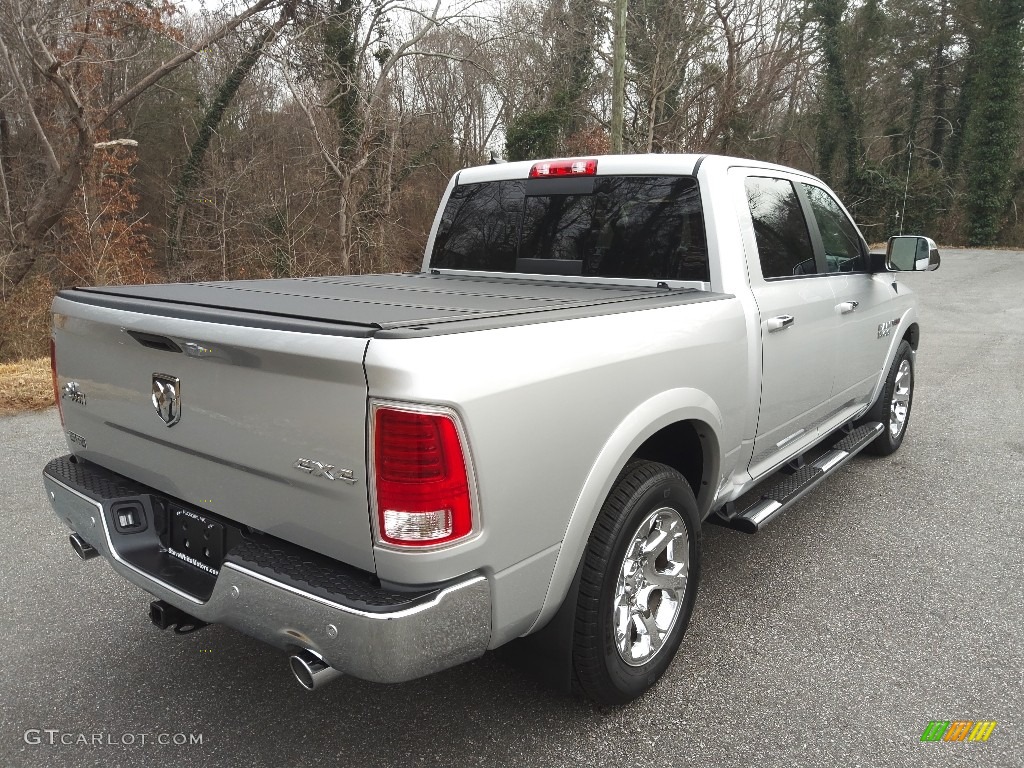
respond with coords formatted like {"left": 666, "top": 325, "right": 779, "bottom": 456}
{"left": 525, "top": 388, "right": 722, "bottom": 635}
{"left": 863, "top": 308, "right": 920, "bottom": 412}
{"left": 631, "top": 420, "right": 718, "bottom": 515}
{"left": 903, "top": 321, "right": 920, "bottom": 350}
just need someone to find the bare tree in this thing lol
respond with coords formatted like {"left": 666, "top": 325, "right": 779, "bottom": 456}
{"left": 0, "top": 0, "right": 283, "bottom": 295}
{"left": 283, "top": 0, "right": 493, "bottom": 273}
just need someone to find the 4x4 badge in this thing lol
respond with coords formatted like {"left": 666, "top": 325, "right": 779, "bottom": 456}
{"left": 152, "top": 373, "right": 181, "bottom": 427}
{"left": 294, "top": 458, "right": 357, "bottom": 484}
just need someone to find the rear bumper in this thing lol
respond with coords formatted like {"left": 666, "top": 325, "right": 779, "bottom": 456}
{"left": 42, "top": 455, "right": 491, "bottom": 684}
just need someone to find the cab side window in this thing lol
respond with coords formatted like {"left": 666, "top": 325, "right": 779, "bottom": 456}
{"left": 745, "top": 177, "right": 816, "bottom": 278}
{"left": 800, "top": 183, "right": 866, "bottom": 272}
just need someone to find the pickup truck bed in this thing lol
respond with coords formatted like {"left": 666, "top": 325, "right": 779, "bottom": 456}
{"left": 63, "top": 273, "right": 724, "bottom": 338}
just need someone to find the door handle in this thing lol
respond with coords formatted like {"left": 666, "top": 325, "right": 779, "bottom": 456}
{"left": 838, "top": 301, "right": 859, "bottom": 314}
{"left": 766, "top": 315, "right": 795, "bottom": 332}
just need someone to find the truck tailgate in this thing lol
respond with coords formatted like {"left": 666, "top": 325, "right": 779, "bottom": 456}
{"left": 51, "top": 295, "right": 375, "bottom": 572}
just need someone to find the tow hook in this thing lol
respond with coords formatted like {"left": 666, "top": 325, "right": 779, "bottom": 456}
{"left": 149, "top": 600, "right": 208, "bottom": 634}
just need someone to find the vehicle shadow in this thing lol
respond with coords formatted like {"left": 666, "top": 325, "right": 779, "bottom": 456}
{"left": 83, "top": 512, "right": 809, "bottom": 767}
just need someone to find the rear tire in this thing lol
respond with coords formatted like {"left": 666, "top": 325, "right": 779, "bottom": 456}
{"left": 572, "top": 461, "right": 701, "bottom": 705}
{"left": 859, "top": 339, "right": 914, "bottom": 456}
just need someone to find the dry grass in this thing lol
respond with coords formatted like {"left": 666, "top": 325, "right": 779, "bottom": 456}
{"left": 0, "top": 357, "right": 55, "bottom": 416}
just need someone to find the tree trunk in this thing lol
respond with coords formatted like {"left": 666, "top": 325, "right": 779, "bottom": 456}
{"left": 338, "top": 173, "right": 352, "bottom": 275}
{"left": 611, "top": 0, "right": 627, "bottom": 153}
{"left": 0, "top": 109, "right": 14, "bottom": 242}
{"left": 3, "top": 115, "right": 95, "bottom": 292}
{"left": 929, "top": 0, "right": 949, "bottom": 167}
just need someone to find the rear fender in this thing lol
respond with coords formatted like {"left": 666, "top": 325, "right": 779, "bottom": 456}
{"left": 526, "top": 388, "right": 722, "bottom": 634}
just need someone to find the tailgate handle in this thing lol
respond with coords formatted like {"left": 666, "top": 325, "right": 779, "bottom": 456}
{"left": 127, "top": 331, "right": 182, "bottom": 354}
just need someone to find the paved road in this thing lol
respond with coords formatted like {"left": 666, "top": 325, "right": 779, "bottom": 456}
{"left": 2, "top": 250, "right": 1022, "bottom": 767}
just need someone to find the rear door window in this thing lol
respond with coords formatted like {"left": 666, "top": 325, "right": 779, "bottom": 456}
{"left": 431, "top": 175, "right": 710, "bottom": 282}
{"left": 744, "top": 177, "right": 817, "bottom": 278}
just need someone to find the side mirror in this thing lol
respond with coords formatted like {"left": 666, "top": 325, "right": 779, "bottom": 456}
{"left": 886, "top": 235, "right": 940, "bottom": 272}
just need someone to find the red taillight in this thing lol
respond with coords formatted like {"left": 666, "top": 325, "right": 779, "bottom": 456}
{"left": 529, "top": 158, "right": 598, "bottom": 178}
{"left": 50, "top": 337, "right": 64, "bottom": 426}
{"left": 373, "top": 406, "right": 474, "bottom": 547}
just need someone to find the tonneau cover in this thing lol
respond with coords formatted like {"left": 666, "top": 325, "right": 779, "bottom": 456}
{"left": 61, "top": 273, "right": 724, "bottom": 338}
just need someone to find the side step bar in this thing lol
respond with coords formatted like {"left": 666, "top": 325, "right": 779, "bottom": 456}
{"left": 718, "top": 422, "right": 884, "bottom": 534}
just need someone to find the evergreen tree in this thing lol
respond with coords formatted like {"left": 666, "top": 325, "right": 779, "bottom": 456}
{"left": 812, "top": 0, "right": 868, "bottom": 202}
{"left": 962, "top": 0, "right": 1024, "bottom": 245}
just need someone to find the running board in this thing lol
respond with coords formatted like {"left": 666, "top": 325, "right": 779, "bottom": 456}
{"left": 719, "top": 422, "right": 884, "bottom": 534}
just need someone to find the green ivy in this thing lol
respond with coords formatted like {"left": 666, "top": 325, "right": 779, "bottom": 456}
{"left": 962, "top": 0, "right": 1024, "bottom": 245}
{"left": 505, "top": 108, "right": 563, "bottom": 161}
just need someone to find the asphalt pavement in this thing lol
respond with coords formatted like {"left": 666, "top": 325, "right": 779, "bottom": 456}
{"left": 1, "top": 249, "right": 1022, "bottom": 767}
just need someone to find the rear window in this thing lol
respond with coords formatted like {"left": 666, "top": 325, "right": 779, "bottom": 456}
{"left": 430, "top": 175, "right": 710, "bottom": 282}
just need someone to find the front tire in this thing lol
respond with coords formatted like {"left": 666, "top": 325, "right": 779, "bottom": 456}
{"left": 572, "top": 461, "right": 701, "bottom": 704}
{"left": 859, "top": 339, "right": 914, "bottom": 456}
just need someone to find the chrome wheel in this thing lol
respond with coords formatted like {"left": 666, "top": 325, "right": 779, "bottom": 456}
{"left": 613, "top": 506, "right": 690, "bottom": 666}
{"left": 889, "top": 359, "right": 912, "bottom": 438}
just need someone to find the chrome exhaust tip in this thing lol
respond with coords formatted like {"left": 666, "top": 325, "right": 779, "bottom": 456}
{"left": 69, "top": 533, "right": 99, "bottom": 560}
{"left": 289, "top": 650, "right": 342, "bottom": 691}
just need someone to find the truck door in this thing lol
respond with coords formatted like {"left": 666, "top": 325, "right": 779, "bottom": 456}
{"left": 741, "top": 174, "right": 838, "bottom": 478}
{"left": 796, "top": 181, "right": 897, "bottom": 418}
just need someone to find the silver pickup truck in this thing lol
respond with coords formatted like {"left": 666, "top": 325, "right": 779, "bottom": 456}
{"left": 43, "top": 154, "right": 939, "bottom": 704}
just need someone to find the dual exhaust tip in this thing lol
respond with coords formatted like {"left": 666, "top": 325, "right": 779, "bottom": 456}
{"left": 70, "top": 531, "right": 339, "bottom": 691}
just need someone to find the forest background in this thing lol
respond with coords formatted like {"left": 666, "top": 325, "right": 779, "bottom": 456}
{"left": 1, "top": 0, "right": 1022, "bottom": 361}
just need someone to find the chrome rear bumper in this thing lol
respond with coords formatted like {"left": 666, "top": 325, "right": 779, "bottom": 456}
{"left": 43, "top": 456, "right": 491, "bottom": 684}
